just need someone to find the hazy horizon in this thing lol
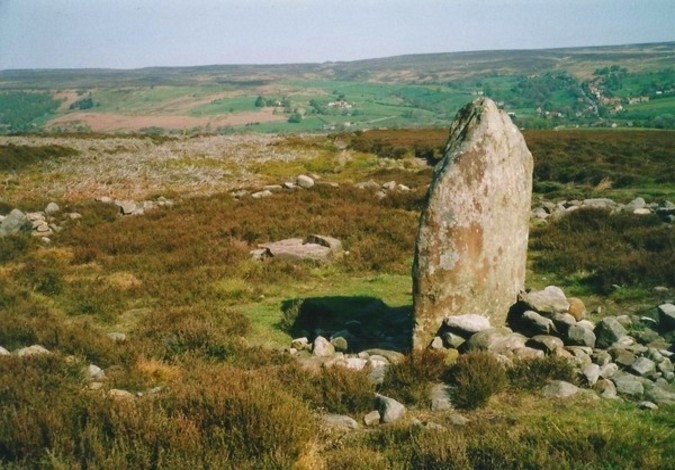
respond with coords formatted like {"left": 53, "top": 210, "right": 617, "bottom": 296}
{"left": 1, "top": 0, "right": 674, "bottom": 71}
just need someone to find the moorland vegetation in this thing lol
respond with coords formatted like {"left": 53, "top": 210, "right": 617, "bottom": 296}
{"left": 0, "top": 126, "right": 673, "bottom": 467}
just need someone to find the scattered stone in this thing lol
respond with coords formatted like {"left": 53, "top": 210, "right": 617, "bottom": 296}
{"left": 637, "top": 401, "right": 659, "bottom": 410}
{"left": 518, "top": 286, "right": 569, "bottom": 316}
{"left": 263, "top": 184, "right": 283, "bottom": 192}
{"left": 45, "top": 202, "right": 60, "bottom": 215}
{"left": 363, "top": 410, "right": 381, "bottom": 426}
{"left": 428, "top": 383, "right": 453, "bottom": 411}
{"left": 354, "top": 180, "right": 380, "bottom": 190}
{"left": 106, "top": 332, "right": 126, "bottom": 343}
{"left": 232, "top": 190, "right": 249, "bottom": 198}
{"left": 330, "top": 336, "right": 349, "bottom": 352}
{"left": 85, "top": 364, "right": 106, "bottom": 381}
{"left": 115, "top": 200, "right": 137, "bottom": 215}
{"left": 296, "top": 175, "right": 315, "bottom": 189}
{"left": 322, "top": 414, "right": 359, "bottom": 431}
{"left": 447, "top": 413, "right": 470, "bottom": 426}
{"left": 313, "top": 336, "right": 335, "bottom": 357}
{"left": 108, "top": 389, "right": 135, "bottom": 401}
{"left": 15, "top": 345, "right": 51, "bottom": 357}
{"left": 0, "top": 346, "right": 10, "bottom": 356}
{"left": 0, "top": 209, "right": 32, "bottom": 237}
{"left": 291, "top": 337, "right": 309, "bottom": 350}
{"left": 376, "top": 394, "right": 406, "bottom": 423}
{"left": 595, "top": 317, "right": 628, "bottom": 349}
{"left": 251, "top": 190, "right": 273, "bottom": 199}
{"left": 382, "top": 181, "right": 397, "bottom": 191}
{"left": 412, "top": 98, "right": 533, "bottom": 348}
{"left": 541, "top": 380, "right": 579, "bottom": 399}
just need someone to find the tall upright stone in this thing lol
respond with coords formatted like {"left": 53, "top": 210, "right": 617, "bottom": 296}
{"left": 412, "top": 98, "right": 533, "bottom": 349}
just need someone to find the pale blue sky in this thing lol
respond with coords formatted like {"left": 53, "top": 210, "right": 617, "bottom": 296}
{"left": 0, "top": 0, "right": 673, "bottom": 70}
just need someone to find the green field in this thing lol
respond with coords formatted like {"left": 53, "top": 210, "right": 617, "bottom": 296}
{"left": 0, "top": 42, "right": 673, "bottom": 134}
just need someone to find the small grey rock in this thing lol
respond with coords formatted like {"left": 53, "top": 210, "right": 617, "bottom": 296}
{"left": 443, "top": 314, "right": 492, "bottom": 335}
{"left": 363, "top": 410, "right": 381, "bottom": 426}
{"left": 429, "top": 383, "right": 453, "bottom": 412}
{"left": 376, "top": 394, "right": 406, "bottom": 423}
{"left": 657, "top": 304, "right": 675, "bottom": 331}
{"left": 313, "top": 336, "right": 335, "bottom": 357}
{"left": 541, "top": 380, "right": 579, "bottom": 399}
{"left": 593, "top": 378, "right": 618, "bottom": 399}
{"left": 637, "top": 401, "right": 659, "bottom": 410}
{"left": 296, "top": 175, "right": 315, "bottom": 189}
{"left": 527, "top": 335, "right": 564, "bottom": 354}
{"left": 322, "top": 414, "right": 359, "bottom": 431}
{"left": 630, "top": 357, "right": 656, "bottom": 377}
{"left": 518, "top": 286, "right": 569, "bottom": 315}
{"left": 595, "top": 317, "right": 628, "bottom": 349}
{"left": 45, "top": 202, "right": 60, "bottom": 215}
{"left": 291, "top": 337, "right": 309, "bottom": 350}
{"left": 15, "top": 345, "right": 51, "bottom": 357}
{"left": 599, "top": 363, "right": 619, "bottom": 379}
{"left": 566, "top": 324, "right": 596, "bottom": 348}
{"left": 611, "top": 371, "right": 645, "bottom": 397}
{"left": 582, "top": 363, "right": 601, "bottom": 386}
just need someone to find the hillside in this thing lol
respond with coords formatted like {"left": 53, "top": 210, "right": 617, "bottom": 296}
{"left": 0, "top": 42, "right": 673, "bottom": 134}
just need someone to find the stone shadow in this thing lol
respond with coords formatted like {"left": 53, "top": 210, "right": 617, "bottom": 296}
{"left": 280, "top": 296, "right": 413, "bottom": 353}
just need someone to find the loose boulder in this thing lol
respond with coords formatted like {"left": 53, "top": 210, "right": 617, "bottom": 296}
{"left": 412, "top": 98, "right": 533, "bottom": 348}
{"left": 0, "top": 209, "right": 32, "bottom": 237}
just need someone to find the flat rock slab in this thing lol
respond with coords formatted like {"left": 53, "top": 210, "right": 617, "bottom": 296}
{"left": 413, "top": 98, "right": 533, "bottom": 349}
{"left": 253, "top": 234, "right": 343, "bottom": 263}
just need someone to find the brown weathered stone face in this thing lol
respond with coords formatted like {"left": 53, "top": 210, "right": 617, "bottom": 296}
{"left": 412, "top": 98, "right": 533, "bottom": 349}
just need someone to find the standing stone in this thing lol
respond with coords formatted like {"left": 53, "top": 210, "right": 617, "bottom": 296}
{"left": 412, "top": 99, "right": 533, "bottom": 349}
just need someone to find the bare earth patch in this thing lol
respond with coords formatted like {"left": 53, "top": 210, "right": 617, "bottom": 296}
{"left": 53, "top": 91, "right": 80, "bottom": 110}
{"left": 47, "top": 108, "right": 286, "bottom": 132}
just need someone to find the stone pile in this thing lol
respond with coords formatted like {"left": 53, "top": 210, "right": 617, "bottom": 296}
{"left": 0, "top": 204, "right": 81, "bottom": 242}
{"left": 291, "top": 287, "right": 674, "bottom": 432}
{"left": 96, "top": 196, "right": 174, "bottom": 216}
{"left": 231, "top": 173, "right": 412, "bottom": 201}
{"left": 532, "top": 197, "right": 675, "bottom": 223}
{"left": 424, "top": 286, "right": 675, "bottom": 407}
